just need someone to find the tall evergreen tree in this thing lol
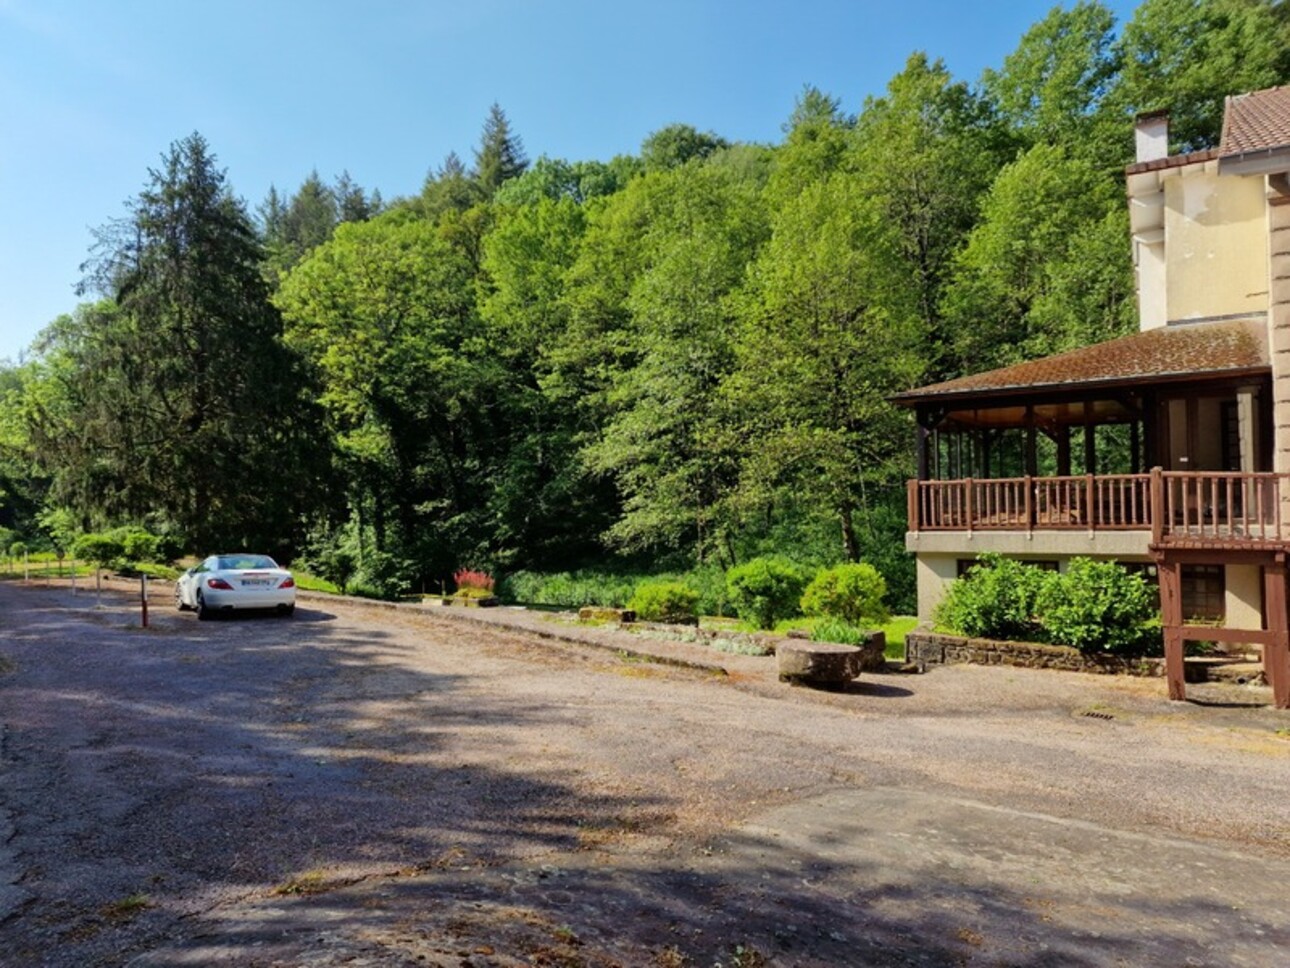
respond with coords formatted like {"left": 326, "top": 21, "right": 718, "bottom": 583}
{"left": 261, "top": 170, "right": 340, "bottom": 280}
{"left": 334, "top": 170, "right": 381, "bottom": 223}
{"left": 472, "top": 103, "right": 529, "bottom": 196}
{"left": 34, "top": 133, "right": 323, "bottom": 553}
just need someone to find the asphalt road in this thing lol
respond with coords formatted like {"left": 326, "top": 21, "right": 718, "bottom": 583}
{"left": 1, "top": 580, "right": 1288, "bottom": 967}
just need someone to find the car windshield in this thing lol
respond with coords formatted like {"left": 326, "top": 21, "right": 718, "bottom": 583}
{"left": 216, "top": 554, "right": 279, "bottom": 571}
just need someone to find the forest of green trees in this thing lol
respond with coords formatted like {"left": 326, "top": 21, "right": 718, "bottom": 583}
{"left": 2, "top": 1, "right": 1288, "bottom": 611}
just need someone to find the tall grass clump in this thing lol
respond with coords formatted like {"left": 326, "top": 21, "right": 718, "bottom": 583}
{"left": 499, "top": 569, "right": 640, "bottom": 608}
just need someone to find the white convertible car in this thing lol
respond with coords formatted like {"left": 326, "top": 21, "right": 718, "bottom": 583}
{"left": 176, "top": 553, "right": 296, "bottom": 619}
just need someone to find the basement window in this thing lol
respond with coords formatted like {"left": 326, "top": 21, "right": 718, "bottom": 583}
{"left": 1180, "top": 564, "right": 1225, "bottom": 622}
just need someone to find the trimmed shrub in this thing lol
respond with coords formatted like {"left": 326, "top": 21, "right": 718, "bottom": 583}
{"left": 72, "top": 533, "right": 125, "bottom": 569}
{"left": 118, "top": 529, "right": 160, "bottom": 564}
{"left": 1035, "top": 557, "right": 1161, "bottom": 654}
{"left": 800, "top": 562, "right": 888, "bottom": 625}
{"left": 939, "top": 554, "right": 1162, "bottom": 655}
{"left": 726, "top": 557, "right": 808, "bottom": 630}
{"left": 628, "top": 581, "right": 700, "bottom": 624}
{"left": 935, "top": 553, "right": 1048, "bottom": 641}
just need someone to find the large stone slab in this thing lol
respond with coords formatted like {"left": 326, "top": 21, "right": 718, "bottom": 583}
{"left": 777, "top": 640, "right": 861, "bottom": 688}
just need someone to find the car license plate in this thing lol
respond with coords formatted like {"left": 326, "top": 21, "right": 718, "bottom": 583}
{"left": 242, "top": 579, "right": 271, "bottom": 587}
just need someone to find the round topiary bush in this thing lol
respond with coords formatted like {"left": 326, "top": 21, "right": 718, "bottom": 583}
{"left": 800, "top": 562, "right": 889, "bottom": 625}
{"left": 628, "top": 581, "right": 700, "bottom": 624}
{"left": 725, "top": 557, "right": 808, "bottom": 630}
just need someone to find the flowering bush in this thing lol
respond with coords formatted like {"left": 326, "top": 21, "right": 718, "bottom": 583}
{"left": 453, "top": 569, "right": 495, "bottom": 597}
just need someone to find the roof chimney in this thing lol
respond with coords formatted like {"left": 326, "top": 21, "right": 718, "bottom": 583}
{"left": 1135, "top": 110, "right": 1170, "bottom": 163}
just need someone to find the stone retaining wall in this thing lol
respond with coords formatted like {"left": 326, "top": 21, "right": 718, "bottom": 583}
{"left": 906, "top": 632, "right": 1164, "bottom": 677}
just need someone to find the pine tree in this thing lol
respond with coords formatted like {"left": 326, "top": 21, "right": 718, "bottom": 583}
{"left": 38, "top": 133, "right": 323, "bottom": 553}
{"left": 472, "top": 103, "right": 528, "bottom": 196}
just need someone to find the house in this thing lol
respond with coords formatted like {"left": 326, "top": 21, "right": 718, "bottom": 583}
{"left": 894, "top": 86, "right": 1290, "bottom": 708}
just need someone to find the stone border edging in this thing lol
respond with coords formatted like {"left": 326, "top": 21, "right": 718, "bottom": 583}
{"left": 906, "top": 631, "right": 1165, "bottom": 677}
{"left": 296, "top": 590, "right": 732, "bottom": 676}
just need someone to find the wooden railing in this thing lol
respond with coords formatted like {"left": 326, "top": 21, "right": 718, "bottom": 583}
{"left": 908, "top": 470, "right": 1290, "bottom": 544}
{"left": 1159, "top": 471, "right": 1284, "bottom": 542}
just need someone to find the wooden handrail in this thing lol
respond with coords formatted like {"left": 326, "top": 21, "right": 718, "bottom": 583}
{"left": 910, "top": 471, "right": 1290, "bottom": 543}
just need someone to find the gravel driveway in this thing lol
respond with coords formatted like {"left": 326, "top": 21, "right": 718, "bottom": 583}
{"left": 1, "top": 580, "right": 1288, "bottom": 967}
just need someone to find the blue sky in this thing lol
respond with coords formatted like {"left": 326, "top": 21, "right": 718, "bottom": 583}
{"left": 0, "top": 0, "right": 1140, "bottom": 363}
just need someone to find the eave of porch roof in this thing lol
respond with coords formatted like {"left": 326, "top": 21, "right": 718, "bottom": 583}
{"left": 891, "top": 317, "right": 1269, "bottom": 408}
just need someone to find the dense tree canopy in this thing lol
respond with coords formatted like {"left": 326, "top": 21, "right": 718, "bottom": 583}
{"left": 4, "top": 2, "right": 1288, "bottom": 609}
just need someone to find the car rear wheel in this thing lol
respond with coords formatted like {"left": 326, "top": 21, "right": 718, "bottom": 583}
{"left": 279, "top": 603, "right": 295, "bottom": 617}
{"left": 196, "top": 592, "right": 213, "bottom": 621}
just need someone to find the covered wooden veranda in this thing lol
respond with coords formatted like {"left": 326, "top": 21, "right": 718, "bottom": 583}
{"left": 892, "top": 319, "right": 1289, "bottom": 708}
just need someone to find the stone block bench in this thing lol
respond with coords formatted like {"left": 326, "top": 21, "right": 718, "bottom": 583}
{"left": 777, "top": 640, "right": 862, "bottom": 689}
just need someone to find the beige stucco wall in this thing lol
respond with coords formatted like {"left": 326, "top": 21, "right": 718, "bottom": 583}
{"left": 1164, "top": 165, "right": 1267, "bottom": 323}
{"left": 913, "top": 547, "right": 1269, "bottom": 639}
{"left": 1225, "top": 563, "right": 1264, "bottom": 644}
{"left": 1136, "top": 239, "right": 1167, "bottom": 330}
{"left": 915, "top": 555, "right": 959, "bottom": 623}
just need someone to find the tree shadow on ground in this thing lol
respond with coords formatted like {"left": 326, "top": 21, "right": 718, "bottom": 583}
{"left": 2, "top": 583, "right": 1288, "bottom": 967}
{"left": 0, "top": 585, "right": 671, "bottom": 965}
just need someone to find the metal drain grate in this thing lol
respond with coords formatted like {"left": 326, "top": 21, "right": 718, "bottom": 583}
{"left": 1079, "top": 709, "right": 1115, "bottom": 720}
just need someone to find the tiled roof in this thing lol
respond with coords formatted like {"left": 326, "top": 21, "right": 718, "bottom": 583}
{"left": 1124, "top": 148, "right": 1218, "bottom": 176}
{"left": 1220, "top": 85, "right": 1290, "bottom": 157}
{"left": 892, "top": 319, "right": 1268, "bottom": 405}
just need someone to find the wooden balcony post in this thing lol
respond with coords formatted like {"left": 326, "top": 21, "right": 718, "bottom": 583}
{"left": 1159, "top": 558, "right": 1186, "bottom": 701}
{"left": 1150, "top": 467, "right": 1164, "bottom": 545}
{"left": 965, "top": 477, "right": 974, "bottom": 535}
{"left": 1264, "top": 560, "right": 1290, "bottom": 710}
{"left": 1085, "top": 473, "right": 1095, "bottom": 533}
{"left": 907, "top": 480, "right": 919, "bottom": 534}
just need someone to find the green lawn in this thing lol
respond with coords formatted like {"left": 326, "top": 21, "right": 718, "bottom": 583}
{"left": 0, "top": 555, "right": 93, "bottom": 580}
{"left": 290, "top": 571, "right": 342, "bottom": 594}
{"left": 877, "top": 616, "right": 919, "bottom": 659}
